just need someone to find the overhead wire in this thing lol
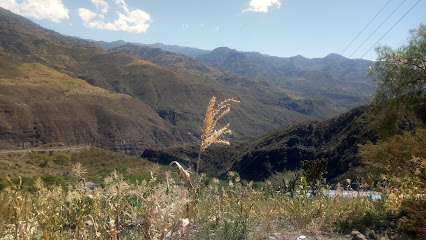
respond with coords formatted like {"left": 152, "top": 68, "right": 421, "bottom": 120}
{"left": 324, "top": 0, "right": 423, "bottom": 95}
{"left": 340, "top": 0, "right": 394, "bottom": 56}
{"left": 346, "top": 0, "right": 408, "bottom": 59}
{"left": 304, "top": 0, "right": 395, "bottom": 94}
{"left": 242, "top": 0, "right": 423, "bottom": 172}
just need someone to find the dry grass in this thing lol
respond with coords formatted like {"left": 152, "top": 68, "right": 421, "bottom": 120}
{"left": 1, "top": 169, "right": 391, "bottom": 240}
{"left": 1, "top": 97, "right": 424, "bottom": 239}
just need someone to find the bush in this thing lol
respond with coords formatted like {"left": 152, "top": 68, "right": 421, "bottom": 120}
{"left": 54, "top": 153, "right": 71, "bottom": 165}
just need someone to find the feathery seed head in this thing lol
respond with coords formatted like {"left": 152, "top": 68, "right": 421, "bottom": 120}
{"left": 72, "top": 162, "right": 87, "bottom": 178}
{"left": 200, "top": 97, "right": 239, "bottom": 153}
{"left": 169, "top": 161, "right": 194, "bottom": 190}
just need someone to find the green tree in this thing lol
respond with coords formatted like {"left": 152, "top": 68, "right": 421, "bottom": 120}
{"left": 360, "top": 129, "right": 426, "bottom": 191}
{"left": 369, "top": 24, "right": 425, "bottom": 107}
{"left": 300, "top": 158, "right": 327, "bottom": 196}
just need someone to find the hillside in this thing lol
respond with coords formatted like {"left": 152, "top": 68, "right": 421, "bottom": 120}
{"left": 114, "top": 44, "right": 226, "bottom": 80}
{"left": 96, "top": 40, "right": 374, "bottom": 110}
{"left": 0, "top": 7, "right": 349, "bottom": 154}
{"left": 93, "top": 40, "right": 210, "bottom": 58}
{"left": 196, "top": 47, "right": 374, "bottom": 109}
{"left": 0, "top": 54, "right": 182, "bottom": 154}
{"left": 142, "top": 104, "right": 424, "bottom": 181}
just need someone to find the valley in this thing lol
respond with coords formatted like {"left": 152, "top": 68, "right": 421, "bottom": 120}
{"left": 0, "top": 7, "right": 358, "bottom": 155}
{"left": 0, "top": 3, "right": 425, "bottom": 239}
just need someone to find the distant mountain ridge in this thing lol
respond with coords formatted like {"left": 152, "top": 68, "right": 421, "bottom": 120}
{"left": 196, "top": 47, "right": 374, "bottom": 109}
{"left": 93, "top": 40, "right": 374, "bottom": 110}
{"left": 0, "top": 7, "right": 345, "bottom": 154}
{"left": 93, "top": 40, "right": 209, "bottom": 58}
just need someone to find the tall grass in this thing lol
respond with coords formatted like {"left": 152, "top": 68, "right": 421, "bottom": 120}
{"left": 1, "top": 96, "right": 422, "bottom": 239}
{"left": 0, "top": 170, "right": 390, "bottom": 239}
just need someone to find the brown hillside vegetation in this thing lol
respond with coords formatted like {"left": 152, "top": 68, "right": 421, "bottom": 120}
{"left": 0, "top": 7, "right": 347, "bottom": 151}
{"left": 0, "top": 54, "right": 182, "bottom": 153}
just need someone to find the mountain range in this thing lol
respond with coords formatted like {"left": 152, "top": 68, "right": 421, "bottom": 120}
{"left": 0, "top": 7, "right": 380, "bottom": 179}
{"left": 95, "top": 40, "right": 374, "bottom": 110}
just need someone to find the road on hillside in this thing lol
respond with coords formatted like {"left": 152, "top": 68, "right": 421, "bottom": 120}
{"left": 0, "top": 145, "right": 91, "bottom": 155}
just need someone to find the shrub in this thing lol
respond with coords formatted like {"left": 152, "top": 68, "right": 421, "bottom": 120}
{"left": 54, "top": 153, "right": 71, "bottom": 165}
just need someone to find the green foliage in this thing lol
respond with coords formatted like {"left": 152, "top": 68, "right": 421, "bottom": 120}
{"left": 125, "top": 171, "right": 152, "bottom": 185}
{"left": 300, "top": 159, "right": 328, "bottom": 195}
{"left": 360, "top": 129, "right": 426, "bottom": 186}
{"left": 268, "top": 170, "right": 299, "bottom": 193}
{"left": 28, "top": 153, "right": 53, "bottom": 167}
{"left": 40, "top": 174, "right": 67, "bottom": 188}
{"left": 370, "top": 24, "right": 426, "bottom": 107}
{"left": 216, "top": 217, "right": 248, "bottom": 240}
{"left": 360, "top": 129, "right": 426, "bottom": 237}
{"left": 0, "top": 179, "right": 7, "bottom": 191}
{"left": 54, "top": 153, "right": 71, "bottom": 165}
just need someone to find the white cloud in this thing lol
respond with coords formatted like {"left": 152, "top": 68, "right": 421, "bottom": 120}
{"left": 78, "top": 0, "right": 151, "bottom": 33}
{"left": 0, "top": 0, "right": 69, "bottom": 23}
{"left": 78, "top": 8, "right": 97, "bottom": 23}
{"left": 91, "top": 0, "right": 109, "bottom": 14}
{"left": 114, "top": 0, "right": 129, "bottom": 13}
{"left": 243, "top": 0, "right": 281, "bottom": 13}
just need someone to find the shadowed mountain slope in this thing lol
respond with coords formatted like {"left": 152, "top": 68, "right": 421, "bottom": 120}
{"left": 142, "top": 104, "right": 423, "bottom": 181}
{"left": 142, "top": 106, "right": 375, "bottom": 179}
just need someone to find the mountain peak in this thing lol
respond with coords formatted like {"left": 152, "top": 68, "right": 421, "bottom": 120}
{"left": 211, "top": 47, "right": 237, "bottom": 54}
{"left": 324, "top": 53, "right": 347, "bottom": 61}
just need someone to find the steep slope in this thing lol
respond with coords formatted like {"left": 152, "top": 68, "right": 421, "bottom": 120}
{"left": 143, "top": 104, "right": 423, "bottom": 181}
{"left": 141, "top": 43, "right": 210, "bottom": 58}
{"left": 0, "top": 7, "right": 344, "bottom": 149}
{"left": 0, "top": 54, "right": 181, "bottom": 154}
{"left": 113, "top": 44, "right": 346, "bottom": 120}
{"left": 196, "top": 47, "right": 374, "bottom": 109}
{"left": 114, "top": 44, "right": 226, "bottom": 80}
{"left": 93, "top": 40, "right": 210, "bottom": 58}
{"left": 94, "top": 40, "right": 128, "bottom": 50}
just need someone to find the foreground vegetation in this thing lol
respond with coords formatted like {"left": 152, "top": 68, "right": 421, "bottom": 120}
{"left": 0, "top": 95, "right": 424, "bottom": 239}
{"left": 0, "top": 152, "right": 424, "bottom": 240}
{"left": 0, "top": 23, "right": 424, "bottom": 240}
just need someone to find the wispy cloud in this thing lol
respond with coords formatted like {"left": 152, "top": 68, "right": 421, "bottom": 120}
{"left": 78, "top": 0, "right": 151, "bottom": 33}
{"left": 243, "top": 0, "right": 281, "bottom": 13}
{"left": 0, "top": 0, "right": 69, "bottom": 23}
{"left": 91, "top": 0, "right": 109, "bottom": 14}
{"left": 181, "top": 24, "right": 190, "bottom": 31}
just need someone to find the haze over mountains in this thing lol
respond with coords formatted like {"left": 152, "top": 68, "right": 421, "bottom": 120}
{"left": 96, "top": 39, "right": 374, "bottom": 109}
{"left": 0, "top": 7, "right": 375, "bottom": 170}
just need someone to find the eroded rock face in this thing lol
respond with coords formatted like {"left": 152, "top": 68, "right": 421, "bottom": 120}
{"left": 0, "top": 87, "right": 184, "bottom": 154}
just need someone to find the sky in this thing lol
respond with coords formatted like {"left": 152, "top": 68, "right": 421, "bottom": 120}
{"left": 1, "top": 0, "right": 425, "bottom": 60}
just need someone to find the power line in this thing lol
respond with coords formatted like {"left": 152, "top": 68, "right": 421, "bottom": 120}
{"left": 304, "top": 0, "right": 419, "bottom": 99}
{"left": 356, "top": 0, "right": 422, "bottom": 60}
{"left": 347, "top": 0, "right": 408, "bottom": 59}
{"left": 340, "top": 0, "right": 394, "bottom": 56}
{"left": 303, "top": 0, "right": 395, "bottom": 94}
{"left": 324, "top": 0, "right": 423, "bottom": 96}
{"left": 241, "top": 0, "right": 423, "bottom": 172}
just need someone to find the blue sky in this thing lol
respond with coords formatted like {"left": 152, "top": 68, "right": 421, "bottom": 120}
{"left": 1, "top": 0, "right": 425, "bottom": 60}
